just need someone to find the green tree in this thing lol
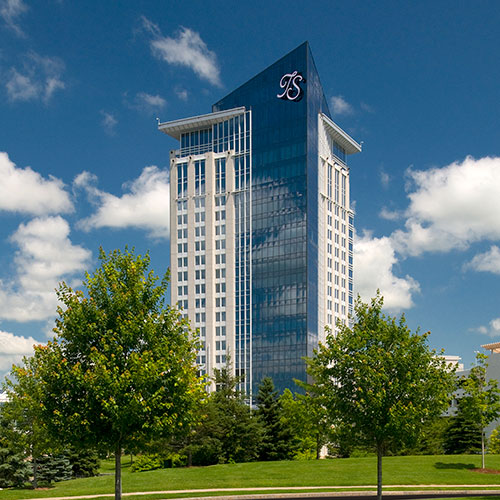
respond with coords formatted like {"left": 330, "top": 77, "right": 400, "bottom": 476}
{"left": 33, "top": 248, "right": 205, "bottom": 500}
{"left": 36, "top": 454, "right": 72, "bottom": 485}
{"left": 443, "top": 404, "right": 481, "bottom": 454}
{"left": 256, "top": 377, "right": 294, "bottom": 461}
{"left": 3, "top": 354, "right": 54, "bottom": 488}
{"left": 458, "top": 352, "right": 500, "bottom": 468}
{"left": 294, "top": 379, "right": 331, "bottom": 459}
{"left": 306, "top": 294, "right": 455, "bottom": 500}
{"left": 488, "top": 426, "right": 500, "bottom": 454}
{"left": 187, "top": 365, "right": 262, "bottom": 465}
{"left": 0, "top": 413, "right": 30, "bottom": 488}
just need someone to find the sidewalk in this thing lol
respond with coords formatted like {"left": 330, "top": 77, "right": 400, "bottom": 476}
{"left": 18, "top": 486, "right": 500, "bottom": 500}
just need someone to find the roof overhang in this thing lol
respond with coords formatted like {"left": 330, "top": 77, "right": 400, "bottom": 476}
{"left": 482, "top": 342, "right": 500, "bottom": 353}
{"left": 321, "top": 113, "right": 362, "bottom": 155}
{"left": 158, "top": 107, "right": 247, "bottom": 140}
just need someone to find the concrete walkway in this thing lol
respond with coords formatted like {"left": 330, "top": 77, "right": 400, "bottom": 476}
{"left": 17, "top": 486, "right": 500, "bottom": 500}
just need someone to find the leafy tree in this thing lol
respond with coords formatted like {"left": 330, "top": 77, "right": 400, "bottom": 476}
{"left": 410, "top": 416, "right": 450, "bottom": 455}
{"left": 488, "top": 426, "right": 500, "bottom": 454}
{"left": 306, "top": 294, "right": 455, "bottom": 500}
{"left": 3, "top": 354, "right": 54, "bottom": 488}
{"left": 256, "top": 377, "right": 294, "bottom": 461}
{"left": 293, "top": 379, "right": 331, "bottom": 459}
{"left": 33, "top": 248, "right": 205, "bottom": 500}
{"left": 458, "top": 352, "right": 500, "bottom": 468}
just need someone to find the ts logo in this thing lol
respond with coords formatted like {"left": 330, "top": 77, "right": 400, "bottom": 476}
{"left": 277, "top": 70, "right": 305, "bottom": 102}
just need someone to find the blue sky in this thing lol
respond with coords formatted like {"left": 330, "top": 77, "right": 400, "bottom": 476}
{"left": 0, "top": 0, "right": 499, "bottom": 379}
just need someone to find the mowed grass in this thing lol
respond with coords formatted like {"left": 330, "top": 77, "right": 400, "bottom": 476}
{"left": 4, "top": 455, "right": 500, "bottom": 500}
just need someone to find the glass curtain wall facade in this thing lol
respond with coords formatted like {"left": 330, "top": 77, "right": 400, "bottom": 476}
{"left": 160, "top": 42, "right": 360, "bottom": 398}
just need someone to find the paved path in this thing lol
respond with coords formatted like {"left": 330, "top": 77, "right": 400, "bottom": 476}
{"left": 17, "top": 486, "right": 500, "bottom": 500}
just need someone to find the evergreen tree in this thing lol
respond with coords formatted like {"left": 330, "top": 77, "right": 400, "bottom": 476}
{"left": 256, "top": 377, "right": 294, "bottom": 461}
{"left": 36, "top": 454, "right": 72, "bottom": 485}
{"left": 444, "top": 404, "right": 482, "bottom": 454}
{"left": 0, "top": 418, "right": 30, "bottom": 488}
{"left": 187, "top": 364, "right": 262, "bottom": 465}
{"left": 67, "top": 447, "right": 100, "bottom": 478}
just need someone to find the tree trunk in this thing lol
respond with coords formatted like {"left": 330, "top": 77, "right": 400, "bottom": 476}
{"left": 115, "top": 443, "right": 122, "bottom": 500}
{"left": 481, "top": 429, "right": 485, "bottom": 469}
{"left": 32, "top": 456, "right": 38, "bottom": 489}
{"left": 377, "top": 445, "right": 383, "bottom": 500}
{"left": 316, "top": 432, "right": 321, "bottom": 460}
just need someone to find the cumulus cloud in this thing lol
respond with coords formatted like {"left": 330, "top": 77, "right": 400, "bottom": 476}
{"left": 142, "top": 19, "right": 221, "bottom": 87}
{"left": 391, "top": 156, "right": 500, "bottom": 257}
{"left": 473, "top": 317, "right": 500, "bottom": 338}
{"left": 0, "top": 330, "right": 40, "bottom": 374}
{"left": 0, "top": 0, "right": 27, "bottom": 36}
{"left": 0, "top": 216, "right": 91, "bottom": 322}
{"left": 100, "top": 111, "right": 118, "bottom": 135}
{"left": 5, "top": 51, "right": 65, "bottom": 102}
{"left": 0, "top": 152, "right": 73, "bottom": 215}
{"left": 131, "top": 92, "right": 166, "bottom": 115}
{"left": 466, "top": 246, "right": 500, "bottom": 275}
{"left": 76, "top": 166, "right": 170, "bottom": 238}
{"left": 354, "top": 231, "right": 420, "bottom": 312}
{"left": 330, "top": 95, "right": 354, "bottom": 116}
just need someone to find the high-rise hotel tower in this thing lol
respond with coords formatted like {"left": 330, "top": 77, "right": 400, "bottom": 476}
{"left": 159, "top": 43, "right": 361, "bottom": 397}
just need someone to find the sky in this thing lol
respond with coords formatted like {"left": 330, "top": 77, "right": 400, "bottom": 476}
{"left": 0, "top": 0, "right": 499, "bottom": 381}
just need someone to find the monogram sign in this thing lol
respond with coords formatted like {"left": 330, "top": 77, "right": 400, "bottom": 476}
{"left": 277, "top": 71, "right": 305, "bottom": 102}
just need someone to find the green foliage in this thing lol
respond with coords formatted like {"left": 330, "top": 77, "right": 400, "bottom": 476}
{"left": 35, "top": 454, "right": 72, "bottom": 485}
{"left": 0, "top": 420, "right": 30, "bottom": 488}
{"left": 305, "top": 293, "right": 456, "bottom": 500}
{"left": 256, "top": 377, "right": 295, "bottom": 461}
{"left": 28, "top": 248, "right": 204, "bottom": 499}
{"left": 292, "top": 377, "right": 332, "bottom": 459}
{"left": 409, "top": 417, "right": 450, "bottom": 455}
{"left": 67, "top": 447, "right": 100, "bottom": 478}
{"left": 186, "top": 364, "right": 262, "bottom": 465}
{"left": 444, "top": 400, "right": 482, "bottom": 455}
{"left": 3, "top": 354, "right": 55, "bottom": 488}
{"left": 488, "top": 426, "right": 500, "bottom": 454}
{"left": 130, "top": 454, "right": 162, "bottom": 472}
{"left": 458, "top": 352, "right": 500, "bottom": 467}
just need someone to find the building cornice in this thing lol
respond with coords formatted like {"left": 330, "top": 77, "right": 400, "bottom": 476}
{"left": 320, "top": 113, "right": 362, "bottom": 155}
{"left": 158, "top": 107, "right": 247, "bottom": 140}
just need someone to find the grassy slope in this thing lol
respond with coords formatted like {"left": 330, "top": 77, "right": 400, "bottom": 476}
{"left": 4, "top": 455, "right": 500, "bottom": 500}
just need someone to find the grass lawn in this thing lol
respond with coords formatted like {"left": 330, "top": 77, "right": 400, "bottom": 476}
{"left": 4, "top": 455, "right": 500, "bottom": 500}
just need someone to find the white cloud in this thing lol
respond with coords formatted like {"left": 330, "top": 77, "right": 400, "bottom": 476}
{"left": 330, "top": 95, "right": 354, "bottom": 116}
{"left": 0, "top": 0, "right": 27, "bottom": 37}
{"left": 0, "top": 216, "right": 91, "bottom": 322}
{"left": 0, "top": 152, "right": 73, "bottom": 215}
{"left": 143, "top": 19, "right": 221, "bottom": 87}
{"left": 0, "top": 330, "right": 40, "bottom": 373}
{"left": 132, "top": 92, "right": 166, "bottom": 114}
{"left": 6, "top": 52, "right": 65, "bottom": 102}
{"left": 76, "top": 166, "right": 170, "bottom": 238}
{"left": 380, "top": 170, "right": 390, "bottom": 188}
{"left": 379, "top": 207, "right": 401, "bottom": 221}
{"left": 360, "top": 102, "right": 375, "bottom": 113}
{"left": 354, "top": 232, "right": 420, "bottom": 312}
{"left": 466, "top": 245, "right": 500, "bottom": 275}
{"left": 391, "top": 156, "right": 500, "bottom": 257}
{"left": 175, "top": 87, "right": 188, "bottom": 101}
{"left": 101, "top": 111, "right": 118, "bottom": 135}
{"left": 473, "top": 317, "right": 500, "bottom": 338}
